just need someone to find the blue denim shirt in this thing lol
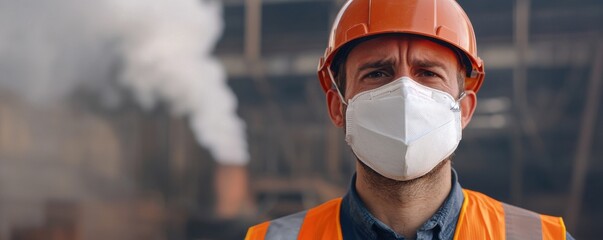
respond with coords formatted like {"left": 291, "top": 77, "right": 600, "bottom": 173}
{"left": 338, "top": 170, "right": 574, "bottom": 240}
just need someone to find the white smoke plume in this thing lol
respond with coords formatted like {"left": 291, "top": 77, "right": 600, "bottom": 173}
{"left": 0, "top": 0, "right": 250, "bottom": 165}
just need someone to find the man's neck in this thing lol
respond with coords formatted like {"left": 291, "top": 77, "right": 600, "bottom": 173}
{"left": 355, "top": 160, "right": 452, "bottom": 239}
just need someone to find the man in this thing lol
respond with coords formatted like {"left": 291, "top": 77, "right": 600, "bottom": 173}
{"left": 246, "top": 0, "right": 572, "bottom": 239}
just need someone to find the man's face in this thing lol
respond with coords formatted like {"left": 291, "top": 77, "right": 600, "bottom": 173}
{"left": 326, "top": 35, "right": 477, "bottom": 129}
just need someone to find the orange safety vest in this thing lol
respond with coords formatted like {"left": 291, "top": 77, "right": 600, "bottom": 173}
{"left": 245, "top": 189, "right": 567, "bottom": 240}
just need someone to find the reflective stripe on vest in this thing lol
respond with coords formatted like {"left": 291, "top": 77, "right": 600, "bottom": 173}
{"left": 502, "top": 202, "right": 542, "bottom": 239}
{"left": 245, "top": 198, "right": 343, "bottom": 240}
{"left": 266, "top": 210, "right": 307, "bottom": 239}
{"left": 246, "top": 189, "right": 566, "bottom": 239}
{"left": 453, "top": 189, "right": 567, "bottom": 240}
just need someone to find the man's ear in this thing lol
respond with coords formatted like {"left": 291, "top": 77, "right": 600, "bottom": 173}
{"left": 460, "top": 90, "right": 477, "bottom": 129}
{"left": 326, "top": 89, "right": 345, "bottom": 127}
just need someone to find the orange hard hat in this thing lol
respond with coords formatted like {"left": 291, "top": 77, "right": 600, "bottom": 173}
{"left": 317, "top": 0, "right": 485, "bottom": 93}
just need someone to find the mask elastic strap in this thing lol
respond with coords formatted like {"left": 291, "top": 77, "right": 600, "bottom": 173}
{"left": 328, "top": 69, "right": 348, "bottom": 106}
{"left": 451, "top": 92, "right": 466, "bottom": 112}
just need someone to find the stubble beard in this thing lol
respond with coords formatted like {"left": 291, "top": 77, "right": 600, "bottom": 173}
{"left": 356, "top": 154, "right": 453, "bottom": 204}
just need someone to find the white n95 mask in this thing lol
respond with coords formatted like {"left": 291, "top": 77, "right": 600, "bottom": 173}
{"left": 344, "top": 77, "right": 464, "bottom": 181}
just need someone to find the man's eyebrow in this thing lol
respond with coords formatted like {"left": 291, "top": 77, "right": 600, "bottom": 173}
{"left": 357, "top": 58, "right": 396, "bottom": 72}
{"left": 412, "top": 58, "right": 448, "bottom": 70}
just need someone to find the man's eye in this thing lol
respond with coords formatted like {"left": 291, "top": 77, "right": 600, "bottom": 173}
{"left": 365, "top": 71, "right": 388, "bottom": 79}
{"left": 419, "top": 70, "right": 438, "bottom": 78}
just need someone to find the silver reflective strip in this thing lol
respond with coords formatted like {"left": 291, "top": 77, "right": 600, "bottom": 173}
{"left": 265, "top": 210, "right": 308, "bottom": 240}
{"left": 502, "top": 203, "right": 542, "bottom": 240}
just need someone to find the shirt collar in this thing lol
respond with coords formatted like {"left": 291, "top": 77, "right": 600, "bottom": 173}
{"left": 342, "top": 169, "right": 464, "bottom": 239}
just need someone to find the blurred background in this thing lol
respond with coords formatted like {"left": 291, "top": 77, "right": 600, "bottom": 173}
{"left": 0, "top": 0, "right": 602, "bottom": 239}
